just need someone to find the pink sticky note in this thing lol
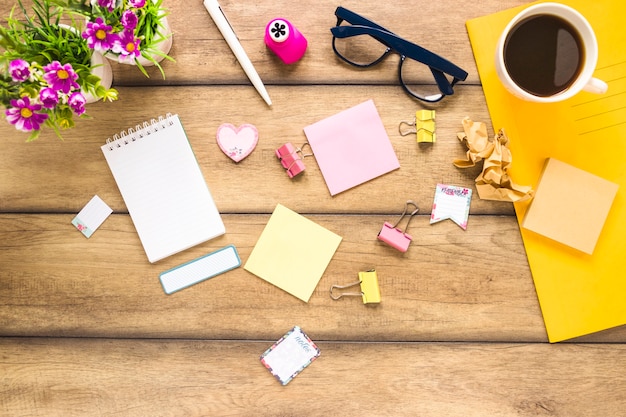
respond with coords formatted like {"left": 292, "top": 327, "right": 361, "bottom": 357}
{"left": 303, "top": 100, "right": 400, "bottom": 196}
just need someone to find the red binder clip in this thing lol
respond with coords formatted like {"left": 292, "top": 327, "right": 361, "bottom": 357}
{"left": 378, "top": 200, "right": 419, "bottom": 252}
{"left": 276, "top": 142, "right": 312, "bottom": 178}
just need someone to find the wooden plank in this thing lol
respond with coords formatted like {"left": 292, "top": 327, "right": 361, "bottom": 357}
{"left": 3, "top": 212, "right": 626, "bottom": 342}
{"left": 2, "top": 338, "right": 626, "bottom": 417}
{"left": 0, "top": 0, "right": 529, "bottom": 85}
{"left": 5, "top": 0, "right": 626, "bottom": 414}
{"left": 0, "top": 85, "right": 514, "bottom": 215}
{"left": 0, "top": 212, "right": 547, "bottom": 341}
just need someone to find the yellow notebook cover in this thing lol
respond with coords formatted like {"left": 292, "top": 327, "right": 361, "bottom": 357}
{"left": 466, "top": 0, "right": 626, "bottom": 342}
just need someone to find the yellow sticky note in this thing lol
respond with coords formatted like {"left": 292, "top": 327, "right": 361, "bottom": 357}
{"left": 244, "top": 204, "right": 342, "bottom": 302}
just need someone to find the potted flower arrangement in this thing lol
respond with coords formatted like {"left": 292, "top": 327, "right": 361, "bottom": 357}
{"left": 1, "top": 0, "right": 119, "bottom": 141}
{"left": 57, "top": 0, "right": 174, "bottom": 78}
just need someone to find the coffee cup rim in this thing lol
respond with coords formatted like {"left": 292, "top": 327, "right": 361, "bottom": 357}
{"left": 496, "top": 2, "right": 599, "bottom": 102}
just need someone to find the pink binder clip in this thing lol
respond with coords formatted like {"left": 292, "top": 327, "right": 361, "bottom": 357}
{"left": 378, "top": 200, "right": 420, "bottom": 252}
{"left": 276, "top": 142, "right": 312, "bottom": 178}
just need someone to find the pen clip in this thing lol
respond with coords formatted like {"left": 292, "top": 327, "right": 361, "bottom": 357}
{"left": 216, "top": 5, "right": 239, "bottom": 41}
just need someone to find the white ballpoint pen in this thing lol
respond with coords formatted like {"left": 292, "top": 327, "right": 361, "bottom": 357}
{"left": 203, "top": 0, "right": 272, "bottom": 106}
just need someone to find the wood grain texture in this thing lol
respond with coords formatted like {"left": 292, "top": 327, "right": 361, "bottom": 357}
{"left": 2, "top": 0, "right": 626, "bottom": 415}
{"left": 2, "top": 0, "right": 526, "bottom": 85}
{"left": 2, "top": 338, "right": 626, "bottom": 417}
{"left": 0, "top": 213, "right": 542, "bottom": 341}
{"left": 0, "top": 85, "right": 505, "bottom": 214}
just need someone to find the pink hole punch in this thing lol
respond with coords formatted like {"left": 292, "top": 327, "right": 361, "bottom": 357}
{"left": 275, "top": 142, "right": 312, "bottom": 178}
{"left": 265, "top": 18, "right": 308, "bottom": 64}
{"left": 377, "top": 200, "right": 420, "bottom": 252}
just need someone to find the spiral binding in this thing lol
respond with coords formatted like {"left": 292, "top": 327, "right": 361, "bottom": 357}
{"left": 105, "top": 113, "right": 175, "bottom": 151}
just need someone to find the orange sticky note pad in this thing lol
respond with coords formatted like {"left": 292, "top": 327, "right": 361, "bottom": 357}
{"left": 522, "top": 158, "right": 619, "bottom": 255}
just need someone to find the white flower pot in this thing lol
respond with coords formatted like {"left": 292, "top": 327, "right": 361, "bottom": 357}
{"left": 84, "top": 51, "right": 113, "bottom": 103}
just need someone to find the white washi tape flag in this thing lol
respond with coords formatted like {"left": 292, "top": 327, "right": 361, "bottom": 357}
{"left": 159, "top": 245, "right": 241, "bottom": 294}
{"left": 430, "top": 184, "right": 472, "bottom": 230}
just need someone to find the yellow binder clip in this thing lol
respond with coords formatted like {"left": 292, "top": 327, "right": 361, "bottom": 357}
{"left": 330, "top": 269, "right": 381, "bottom": 304}
{"left": 399, "top": 109, "right": 436, "bottom": 143}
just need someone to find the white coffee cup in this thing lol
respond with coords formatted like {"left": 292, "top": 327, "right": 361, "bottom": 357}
{"left": 495, "top": 2, "right": 607, "bottom": 103}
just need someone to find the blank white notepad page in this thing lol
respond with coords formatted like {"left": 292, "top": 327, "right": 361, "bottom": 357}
{"left": 101, "top": 114, "right": 225, "bottom": 263}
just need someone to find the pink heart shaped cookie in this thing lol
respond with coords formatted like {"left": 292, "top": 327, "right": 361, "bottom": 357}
{"left": 216, "top": 123, "right": 259, "bottom": 162}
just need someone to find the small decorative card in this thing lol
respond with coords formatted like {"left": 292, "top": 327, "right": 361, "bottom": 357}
{"left": 216, "top": 123, "right": 258, "bottom": 162}
{"left": 260, "top": 326, "right": 320, "bottom": 385}
{"left": 430, "top": 184, "right": 472, "bottom": 230}
{"left": 71, "top": 195, "right": 113, "bottom": 238}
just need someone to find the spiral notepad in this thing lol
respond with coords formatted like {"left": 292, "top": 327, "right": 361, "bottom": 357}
{"left": 101, "top": 114, "right": 225, "bottom": 263}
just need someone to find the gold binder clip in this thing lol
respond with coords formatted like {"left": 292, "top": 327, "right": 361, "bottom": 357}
{"left": 399, "top": 109, "right": 436, "bottom": 143}
{"left": 330, "top": 269, "right": 381, "bottom": 304}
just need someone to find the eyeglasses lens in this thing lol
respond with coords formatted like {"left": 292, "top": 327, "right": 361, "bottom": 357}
{"left": 333, "top": 33, "right": 389, "bottom": 67}
{"left": 399, "top": 58, "right": 445, "bottom": 102}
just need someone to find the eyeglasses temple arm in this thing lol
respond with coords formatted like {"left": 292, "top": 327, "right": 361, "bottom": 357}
{"left": 430, "top": 66, "right": 454, "bottom": 95}
{"left": 334, "top": 6, "right": 395, "bottom": 34}
{"left": 332, "top": 25, "right": 468, "bottom": 81}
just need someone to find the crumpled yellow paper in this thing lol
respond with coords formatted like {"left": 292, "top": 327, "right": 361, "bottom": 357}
{"left": 454, "top": 117, "right": 534, "bottom": 202}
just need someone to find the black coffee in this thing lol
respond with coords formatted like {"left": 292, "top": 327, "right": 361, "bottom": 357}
{"left": 504, "top": 14, "right": 584, "bottom": 96}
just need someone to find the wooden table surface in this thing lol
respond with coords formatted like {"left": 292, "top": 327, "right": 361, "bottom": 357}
{"left": 2, "top": 0, "right": 626, "bottom": 415}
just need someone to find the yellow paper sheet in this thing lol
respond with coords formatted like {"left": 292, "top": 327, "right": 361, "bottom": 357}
{"left": 467, "top": 0, "right": 626, "bottom": 342}
{"left": 244, "top": 204, "right": 342, "bottom": 302}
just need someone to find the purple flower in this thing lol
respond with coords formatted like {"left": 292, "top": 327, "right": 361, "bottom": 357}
{"left": 68, "top": 92, "right": 87, "bottom": 115}
{"left": 5, "top": 96, "right": 49, "bottom": 132}
{"left": 121, "top": 9, "right": 138, "bottom": 30}
{"left": 129, "top": 0, "right": 146, "bottom": 8}
{"left": 39, "top": 88, "right": 59, "bottom": 109}
{"left": 112, "top": 30, "right": 141, "bottom": 61}
{"left": 9, "top": 59, "right": 30, "bottom": 82}
{"left": 82, "top": 17, "right": 116, "bottom": 52}
{"left": 42, "top": 61, "right": 80, "bottom": 94}
{"left": 96, "top": 0, "right": 116, "bottom": 12}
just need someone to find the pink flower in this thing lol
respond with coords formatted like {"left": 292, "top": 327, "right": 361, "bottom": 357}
{"left": 121, "top": 9, "right": 138, "bottom": 30}
{"left": 39, "top": 88, "right": 59, "bottom": 109}
{"left": 129, "top": 0, "right": 146, "bottom": 8}
{"left": 96, "top": 0, "right": 116, "bottom": 12}
{"left": 43, "top": 61, "right": 79, "bottom": 94}
{"left": 5, "top": 96, "right": 49, "bottom": 132}
{"left": 82, "top": 17, "right": 116, "bottom": 52}
{"left": 9, "top": 59, "right": 30, "bottom": 82}
{"left": 68, "top": 92, "right": 87, "bottom": 116}
{"left": 112, "top": 30, "right": 141, "bottom": 61}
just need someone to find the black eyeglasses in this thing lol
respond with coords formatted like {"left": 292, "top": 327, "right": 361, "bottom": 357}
{"left": 331, "top": 7, "right": 468, "bottom": 103}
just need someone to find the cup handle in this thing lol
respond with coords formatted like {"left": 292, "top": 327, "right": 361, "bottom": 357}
{"left": 583, "top": 77, "right": 608, "bottom": 94}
